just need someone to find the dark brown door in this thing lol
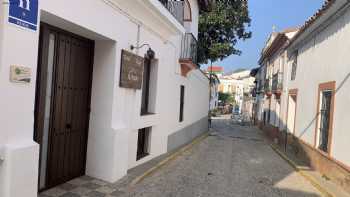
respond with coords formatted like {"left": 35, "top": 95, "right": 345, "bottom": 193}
{"left": 34, "top": 23, "right": 94, "bottom": 190}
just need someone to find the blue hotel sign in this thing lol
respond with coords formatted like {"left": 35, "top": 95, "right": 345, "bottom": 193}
{"left": 8, "top": 0, "right": 38, "bottom": 31}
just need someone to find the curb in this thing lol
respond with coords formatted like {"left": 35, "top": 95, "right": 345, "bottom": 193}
{"left": 129, "top": 132, "right": 209, "bottom": 186}
{"left": 270, "top": 144, "right": 334, "bottom": 197}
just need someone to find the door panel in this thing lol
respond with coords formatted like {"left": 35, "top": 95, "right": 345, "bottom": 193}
{"left": 35, "top": 23, "right": 94, "bottom": 190}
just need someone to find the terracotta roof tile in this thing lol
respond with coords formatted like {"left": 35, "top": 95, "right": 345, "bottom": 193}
{"left": 288, "top": 0, "right": 336, "bottom": 47}
{"left": 206, "top": 66, "right": 224, "bottom": 72}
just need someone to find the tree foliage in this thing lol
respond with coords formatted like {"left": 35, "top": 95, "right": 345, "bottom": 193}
{"left": 219, "top": 92, "right": 235, "bottom": 104}
{"left": 198, "top": 0, "right": 252, "bottom": 64}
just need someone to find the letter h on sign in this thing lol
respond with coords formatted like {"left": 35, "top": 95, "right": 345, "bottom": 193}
{"left": 19, "top": 0, "right": 31, "bottom": 11}
{"left": 8, "top": 0, "right": 38, "bottom": 31}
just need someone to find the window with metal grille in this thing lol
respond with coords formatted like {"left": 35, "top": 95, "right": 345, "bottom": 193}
{"left": 318, "top": 90, "right": 332, "bottom": 152}
{"left": 291, "top": 51, "right": 298, "bottom": 81}
{"left": 179, "top": 85, "right": 185, "bottom": 122}
{"left": 137, "top": 127, "right": 151, "bottom": 161}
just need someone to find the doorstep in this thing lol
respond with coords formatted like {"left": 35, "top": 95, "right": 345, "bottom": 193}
{"left": 270, "top": 143, "right": 350, "bottom": 197}
{"left": 39, "top": 153, "right": 174, "bottom": 197}
{"left": 38, "top": 154, "right": 174, "bottom": 197}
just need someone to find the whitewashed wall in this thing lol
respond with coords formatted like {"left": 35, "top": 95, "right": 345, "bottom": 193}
{"left": 287, "top": 6, "right": 350, "bottom": 167}
{"left": 0, "top": 0, "right": 208, "bottom": 196}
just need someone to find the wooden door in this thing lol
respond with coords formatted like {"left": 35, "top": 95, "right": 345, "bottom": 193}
{"left": 34, "top": 23, "right": 94, "bottom": 189}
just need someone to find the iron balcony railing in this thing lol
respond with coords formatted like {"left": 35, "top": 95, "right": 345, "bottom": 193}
{"left": 264, "top": 78, "right": 272, "bottom": 93}
{"left": 158, "top": 0, "right": 184, "bottom": 25}
{"left": 180, "top": 33, "right": 198, "bottom": 65}
{"left": 272, "top": 72, "right": 283, "bottom": 92}
{"left": 257, "top": 80, "right": 264, "bottom": 93}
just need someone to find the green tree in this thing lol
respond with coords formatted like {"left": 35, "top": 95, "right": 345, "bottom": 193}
{"left": 219, "top": 92, "right": 234, "bottom": 104}
{"left": 198, "top": 0, "right": 252, "bottom": 64}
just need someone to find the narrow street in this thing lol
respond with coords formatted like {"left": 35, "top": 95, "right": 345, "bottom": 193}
{"left": 117, "top": 115, "right": 323, "bottom": 197}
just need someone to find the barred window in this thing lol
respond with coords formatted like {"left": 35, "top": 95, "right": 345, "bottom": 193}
{"left": 291, "top": 50, "right": 298, "bottom": 81}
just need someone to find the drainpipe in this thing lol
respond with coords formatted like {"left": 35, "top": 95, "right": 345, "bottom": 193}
{"left": 0, "top": 145, "right": 4, "bottom": 164}
{"left": 208, "top": 61, "right": 213, "bottom": 128}
{"left": 136, "top": 24, "right": 141, "bottom": 55}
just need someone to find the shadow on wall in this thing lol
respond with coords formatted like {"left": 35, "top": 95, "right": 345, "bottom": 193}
{"left": 299, "top": 5, "right": 348, "bottom": 56}
{"left": 260, "top": 72, "right": 350, "bottom": 141}
{"left": 258, "top": 73, "right": 350, "bottom": 193}
{"left": 296, "top": 71, "right": 350, "bottom": 139}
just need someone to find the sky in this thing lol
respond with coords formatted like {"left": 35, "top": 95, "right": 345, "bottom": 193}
{"left": 206, "top": 0, "right": 325, "bottom": 73}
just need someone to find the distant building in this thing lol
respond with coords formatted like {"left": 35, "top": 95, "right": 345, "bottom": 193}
{"left": 257, "top": 27, "right": 299, "bottom": 138}
{"left": 206, "top": 66, "right": 224, "bottom": 77}
{"left": 218, "top": 69, "right": 255, "bottom": 113}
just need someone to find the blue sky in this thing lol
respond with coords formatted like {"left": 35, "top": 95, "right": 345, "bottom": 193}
{"left": 206, "top": 0, "right": 324, "bottom": 72}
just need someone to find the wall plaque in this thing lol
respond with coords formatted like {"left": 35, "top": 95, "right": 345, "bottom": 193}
{"left": 119, "top": 50, "right": 144, "bottom": 89}
{"left": 10, "top": 65, "right": 32, "bottom": 84}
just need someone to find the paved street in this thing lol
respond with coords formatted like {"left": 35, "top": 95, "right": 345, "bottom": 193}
{"left": 120, "top": 115, "right": 323, "bottom": 197}
{"left": 40, "top": 115, "right": 324, "bottom": 197}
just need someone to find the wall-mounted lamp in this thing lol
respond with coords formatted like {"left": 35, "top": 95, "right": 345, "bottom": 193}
{"left": 130, "top": 44, "right": 155, "bottom": 59}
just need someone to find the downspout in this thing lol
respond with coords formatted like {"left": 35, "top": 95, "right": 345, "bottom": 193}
{"left": 136, "top": 24, "right": 141, "bottom": 55}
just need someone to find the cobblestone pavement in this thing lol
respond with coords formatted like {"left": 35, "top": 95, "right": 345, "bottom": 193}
{"left": 41, "top": 115, "right": 324, "bottom": 197}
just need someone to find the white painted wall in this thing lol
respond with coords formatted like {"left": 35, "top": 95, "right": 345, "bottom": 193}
{"left": 287, "top": 5, "right": 350, "bottom": 167}
{"left": 0, "top": 0, "right": 208, "bottom": 196}
{"left": 0, "top": 0, "right": 41, "bottom": 196}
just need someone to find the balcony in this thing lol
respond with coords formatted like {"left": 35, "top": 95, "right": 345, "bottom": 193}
{"left": 264, "top": 78, "right": 272, "bottom": 96}
{"left": 158, "top": 0, "right": 184, "bottom": 25}
{"left": 272, "top": 72, "right": 283, "bottom": 95}
{"left": 179, "top": 33, "right": 198, "bottom": 77}
{"left": 256, "top": 81, "right": 264, "bottom": 94}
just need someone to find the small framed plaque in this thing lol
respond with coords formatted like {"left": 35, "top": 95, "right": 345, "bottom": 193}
{"left": 10, "top": 65, "right": 32, "bottom": 84}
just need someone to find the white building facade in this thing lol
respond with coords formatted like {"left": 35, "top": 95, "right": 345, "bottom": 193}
{"left": 219, "top": 70, "right": 255, "bottom": 113}
{"left": 285, "top": 0, "right": 350, "bottom": 192}
{"left": 0, "top": 0, "right": 210, "bottom": 196}
{"left": 257, "top": 29, "right": 298, "bottom": 139}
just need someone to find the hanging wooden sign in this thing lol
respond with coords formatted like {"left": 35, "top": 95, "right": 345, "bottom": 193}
{"left": 119, "top": 50, "right": 144, "bottom": 89}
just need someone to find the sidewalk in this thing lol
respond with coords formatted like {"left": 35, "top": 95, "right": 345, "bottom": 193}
{"left": 270, "top": 141, "right": 350, "bottom": 197}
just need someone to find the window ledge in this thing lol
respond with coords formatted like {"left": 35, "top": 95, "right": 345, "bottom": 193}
{"left": 141, "top": 112, "right": 156, "bottom": 116}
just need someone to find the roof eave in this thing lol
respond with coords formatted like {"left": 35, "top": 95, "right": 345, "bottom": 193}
{"left": 259, "top": 33, "right": 288, "bottom": 65}
{"left": 287, "top": 0, "right": 347, "bottom": 51}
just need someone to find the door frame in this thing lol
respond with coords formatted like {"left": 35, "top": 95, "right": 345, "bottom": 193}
{"left": 286, "top": 89, "right": 298, "bottom": 135}
{"left": 34, "top": 22, "right": 95, "bottom": 191}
